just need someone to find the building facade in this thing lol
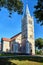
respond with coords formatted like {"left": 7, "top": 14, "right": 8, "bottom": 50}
{"left": 1, "top": 4, "right": 35, "bottom": 55}
{"left": 21, "top": 4, "right": 35, "bottom": 54}
{"left": 1, "top": 32, "right": 21, "bottom": 53}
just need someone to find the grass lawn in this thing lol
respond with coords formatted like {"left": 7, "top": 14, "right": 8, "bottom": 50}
{"left": 0, "top": 55, "right": 43, "bottom": 65}
{"left": 9, "top": 59, "right": 43, "bottom": 65}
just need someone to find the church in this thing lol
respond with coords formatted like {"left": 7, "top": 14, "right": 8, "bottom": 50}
{"left": 1, "top": 5, "right": 35, "bottom": 55}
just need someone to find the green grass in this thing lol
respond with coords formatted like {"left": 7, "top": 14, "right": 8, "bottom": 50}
{"left": 9, "top": 59, "right": 43, "bottom": 65}
{"left": 0, "top": 56, "right": 43, "bottom": 65}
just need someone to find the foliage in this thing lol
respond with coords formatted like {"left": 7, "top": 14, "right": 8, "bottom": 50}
{"left": 34, "top": 0, "right": 43, "bottom": 25}
{"left": 35, "top": 38, "right": 43, "bottom": 49}
{"left": 0, "top": 55, "right": 43, "bottom": 63}
{"left": 0, "top": 58, "right": 43, "bottom": 65}
{"left": 35, "top": 50, "right": 43, "bottom": 55}
{"left": 0, "top": 0, "right": 23, "bottom": 17}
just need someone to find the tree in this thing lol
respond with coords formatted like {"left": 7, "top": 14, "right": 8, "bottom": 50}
{"left": 34, "top": 0, "right": 43, "bottom": 25}
{"left": 35, "top": 38, "right": 43, "bottom": 49}
{"left": 0, "top": 0, "right": 23, "bottom": 17}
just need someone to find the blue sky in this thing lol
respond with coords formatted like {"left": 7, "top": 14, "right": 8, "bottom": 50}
{"left": 0, "top": 0, "right": 43, "bottom": 41}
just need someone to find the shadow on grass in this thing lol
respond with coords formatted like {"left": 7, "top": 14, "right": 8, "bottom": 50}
{"left": 0, "top": 53, "right": 43, "bottom": 63}
{"left": 0, "top": 58, "right": 16, "bottom": 65}
{"left": 11, "top": 55, "right": 43, "bottom": 63}
{"left": 0, "top": 55, "right": 43, "bottom": 65}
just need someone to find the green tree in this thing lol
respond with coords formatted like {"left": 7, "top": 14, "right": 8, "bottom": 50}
{"left": 35, "top": 38, "right": 43, "bottom": 49}
{"left": 34, "top": 0, "right": 43, "bottom": 25}
{"left": 0, "top": 0, "right": 23, "bottom": 17}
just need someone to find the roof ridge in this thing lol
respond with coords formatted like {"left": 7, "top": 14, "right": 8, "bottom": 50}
{"left": 11, "top": 32, "right": 21, "bottom": 39}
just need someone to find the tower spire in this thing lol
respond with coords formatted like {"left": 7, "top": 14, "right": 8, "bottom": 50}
{"left": 25, "top": 4, "right": 30, "bottom": 16}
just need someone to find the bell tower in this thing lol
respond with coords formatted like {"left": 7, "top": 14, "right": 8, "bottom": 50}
{"left": 21, "top": 4, "right": 35, "bottom": 54}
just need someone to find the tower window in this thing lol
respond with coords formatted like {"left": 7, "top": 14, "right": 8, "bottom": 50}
{"left": 30, "top": 35, "right": 33, "bottom": 38}
{"left": 29, "top": 20, "right": 32, "bottom": 24}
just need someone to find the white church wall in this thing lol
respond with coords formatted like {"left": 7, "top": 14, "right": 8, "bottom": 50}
{"left": 15, "top": 34, "right": 22, "bottom": 44}
{"left": 31, "top": 43, "right": 35, "bottom": 55}
{"left": 13, "top": 43, "right": 19, "bottom": 53}
{"left": 26, "top": 41, "right": 30, "bottom": 54}
{"left": 3, "top": 41, "right": 10, "bottom": 52}
{"left": 10, "top": 34, "right": 22, "bottom": 53}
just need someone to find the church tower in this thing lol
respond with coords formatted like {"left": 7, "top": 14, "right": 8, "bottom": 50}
{"left": 21, "top": 4, "right": 35, "bottom": 55}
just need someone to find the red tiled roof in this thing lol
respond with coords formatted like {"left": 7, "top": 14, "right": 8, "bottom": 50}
{"left": 2, "top": 38, "right": 11, "bottom": 42}
{"left": 1, "top": 32, "right": 21, "bottom": 42}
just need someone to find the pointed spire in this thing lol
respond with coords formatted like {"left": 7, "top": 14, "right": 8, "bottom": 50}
{"left": 25, "top": 4, "right": 30, "bottom": 16}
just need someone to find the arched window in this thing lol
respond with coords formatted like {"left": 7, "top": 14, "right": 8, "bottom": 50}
{"left": 29, "top": 20, "right": 32, "bottom": 24}
{"left": 30, "top": 35, "right": 33, "bottom": 38}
